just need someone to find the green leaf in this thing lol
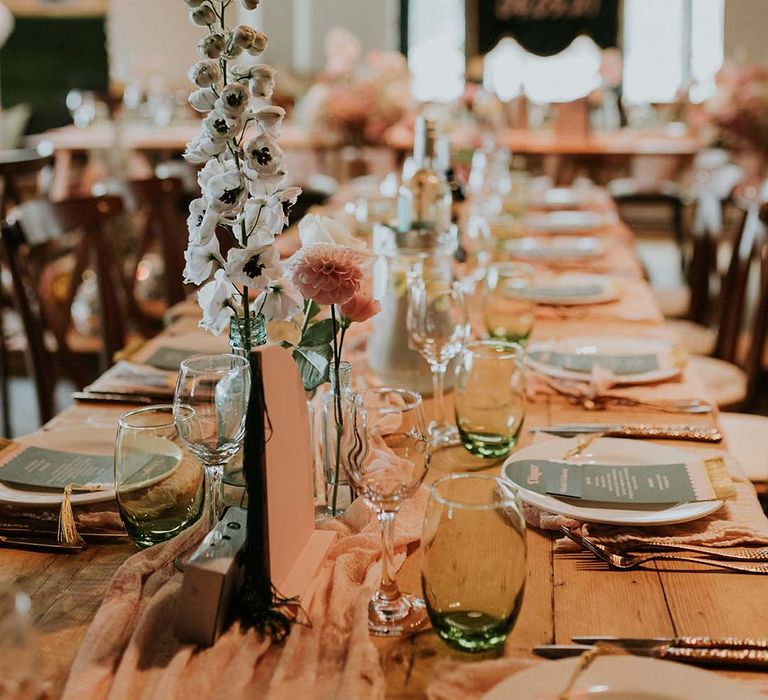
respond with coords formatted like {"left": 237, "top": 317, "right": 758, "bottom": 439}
{"left": 292, "top": 344, "right": 333, "bottom": 391}
{"left": 299, "top": 318, "right": 335, "bottom": 347}
{"left": 305, "top": 299, "right": 321, "bottom": 322}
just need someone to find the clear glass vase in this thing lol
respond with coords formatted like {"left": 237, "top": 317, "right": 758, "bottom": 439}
{"left": 320, "top": 361, "right": 355, "bottom": 517}
{"left": 222, "top": 314, "right": 267, "bottom": 507}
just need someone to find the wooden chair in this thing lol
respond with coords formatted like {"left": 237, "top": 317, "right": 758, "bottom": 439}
{"left": 1, "top": 196, "right": 129, "bottom": 424}
{"left": 0, "top": 149, "right": 54, "bottom": 435}
{"left": 121, "top": 177, "right": 188, "bottom": 318}
{"left": 684, "top": 195, "right": 768, "bottom": 410}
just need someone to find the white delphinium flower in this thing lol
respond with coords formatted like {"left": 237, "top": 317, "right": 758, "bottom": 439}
{"left": 243, "top": 186, "right": 301, "bottom": 238}
{"left": 248, "top": 65, "right": 276, "bottom": 100}
{"left": 204, "top": 169, "right": 248, "bottom": 215}
{"left": 248, "top": 31, "right": 269, "bottom": 56}
{"left": 203, "top": 108, "right": 242, "bottom": 142}
{"left": 198, "top": 270, "right": 237, "bottom": 335}
{"left": 232, "top": 25, "right": 259, "bottom": 49}
{"left": 298, "top": 214, "right": 366, "bottom": 250}
{"left": 253, "top": 106, "right": 285, "bottom": 137}
{"left": 224, "top": 236, "right": 281, "bottom": 289}
{"left": 216, "top": 83, "right": 249, "bottom": 118}
{"left": 186, "top": 197, "right": 218, "bottom": 246}
{"left": 198, "top": 34, "right": 226, "bottom": 59}
{"left": 189, "top": 5, "right": 216, "bottom": 26}
{"left": 183, "top": 134, "right": 226, "bottom": 164}
{"left": 188, "top": 87, "right": 217, "bottom": 112}
{"left": 254, "top": 278, "right": 303, "bottom": 321}
{"left": 183, "top": 235, "right": 222, "bottom": 285}
{"left": 244, "top": 134, "right": 283, "bottom": 177}
{"left": 188, "top": 60, "right": 222, "bottom": 88}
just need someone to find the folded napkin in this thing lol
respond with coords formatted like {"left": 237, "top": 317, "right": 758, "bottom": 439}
{"left": 62, "top": 488, "right": 429, "bottom": 700}
{"left": 85, "top": 360, "right": 177, "bottom": 397}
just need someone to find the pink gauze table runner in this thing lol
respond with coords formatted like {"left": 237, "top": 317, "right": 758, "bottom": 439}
{"left": 61, "top": 489, "right": 427, "bottom": 700}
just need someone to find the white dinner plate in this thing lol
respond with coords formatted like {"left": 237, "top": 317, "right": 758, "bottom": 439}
{"left": 532, "top": 187, "right": 585, "bottom": 209}
{"left": 0, "top": 428, "right": 117, "bottom": 506}
{"left": 505, "top": 236, "right": 606, "bottom": 261}
{"left": 525, "top": 336, "right": 684, "bottom": 385}
{"left": 501, "top": 438, "right": 723, "bottom": 526}
{"left": 483, "top": 655, "right": 762, "bottom": 700}
{"left": 524, "top": 210, "right": 613, "bottom": 233}
{"left": 522, "top": 273, "right": 619, "bottom": 306}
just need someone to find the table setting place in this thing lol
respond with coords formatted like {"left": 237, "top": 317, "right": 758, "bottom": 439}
{"left": 6, "top": 6, "right": 768, "bottom": 699}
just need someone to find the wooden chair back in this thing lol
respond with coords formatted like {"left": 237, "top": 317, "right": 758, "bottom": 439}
{"left": 0, "top": 149, "right": 53, "bottom": 218}
{"left": 121, "top": 177, "right": 188, "bottom": 310}
{"left": 1, "top": 196, "right": 128, "bottom": 421}
{"left": 713, "top": 196, "right": 764, "bottom": 364}
{"left": 743, "top": 204, "right": 768, "bottom": 409}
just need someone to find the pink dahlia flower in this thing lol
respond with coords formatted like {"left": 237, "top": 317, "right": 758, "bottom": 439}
{"left": 291, "top": 243, "right": 365, "bottom": 306}
{"left": 340, "top": 291, "right": 381, "bottom": 323}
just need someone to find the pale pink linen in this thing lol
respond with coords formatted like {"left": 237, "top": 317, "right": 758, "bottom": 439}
{"left": 62, "top": 489, "right": 428, "bottom": 700}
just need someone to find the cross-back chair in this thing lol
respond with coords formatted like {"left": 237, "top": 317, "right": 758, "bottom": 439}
{"left": 1, "top": 196, "right": 129, "bottom": 424}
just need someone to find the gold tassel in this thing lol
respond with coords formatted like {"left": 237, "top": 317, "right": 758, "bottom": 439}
{"left": 704, "top": 457, "right": 737, "bottom": 501}
{"left": 58, "top": 484, "right": 85, "bottom": 546}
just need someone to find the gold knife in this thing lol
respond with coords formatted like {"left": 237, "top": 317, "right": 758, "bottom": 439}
{"left": 530, "top": 423, "right": 722, "bottom": 442}
{"left": 534, "top": 643, "right": 768, "bottom": 668}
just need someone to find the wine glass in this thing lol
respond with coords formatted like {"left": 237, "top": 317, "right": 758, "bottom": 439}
{"left": 345, "top": 388, "right": 431, "bottom": 636}
{"left": 173, "top": 354, "right": 250, "bottom": 526}
{"left": 406, "top": 275, "right": 470, "bottom": 447}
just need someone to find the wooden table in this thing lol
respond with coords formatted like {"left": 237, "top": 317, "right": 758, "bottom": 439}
{"left": 26, "top": 121, "right": 338, "bottom": 200}
{"left": 386, "top": 125, "right": 701, "bottom": 185}
{"left": 6, "top": 214, "right": 768, "bottom": 698}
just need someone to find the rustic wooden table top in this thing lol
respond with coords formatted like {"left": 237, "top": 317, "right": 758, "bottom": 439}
{"left": 6, "top": 214, "right": 767, "bottom": 698}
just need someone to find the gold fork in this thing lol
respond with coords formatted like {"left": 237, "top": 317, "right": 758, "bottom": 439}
{"left": 560, "top": 526, "right": 768, "bottom": 574}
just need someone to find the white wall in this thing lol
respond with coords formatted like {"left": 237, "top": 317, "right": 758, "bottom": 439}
{"left": 107, "top": 0, "right": 399, "bottom": 91}
{"left": 107, "top": 0, "right": 201, "bottom": 91}
{"left": 724, "top": 0, "right": 768, "bottom": 64}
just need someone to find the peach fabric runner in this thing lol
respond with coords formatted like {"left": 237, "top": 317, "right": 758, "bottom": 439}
{"left": 61, "top": 490, "right": 427, "bottom": 700}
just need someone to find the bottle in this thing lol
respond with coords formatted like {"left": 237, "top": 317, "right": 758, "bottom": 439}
{"left": 397, "top": 117, "right": 452, "bottom": 233}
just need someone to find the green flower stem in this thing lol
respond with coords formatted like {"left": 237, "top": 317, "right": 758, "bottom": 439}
{"left": 329, "top": 305, "right": 343, "bottom": 516}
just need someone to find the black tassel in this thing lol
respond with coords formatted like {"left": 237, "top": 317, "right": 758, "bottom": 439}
{"left": 234, "top": 350, "right": 298, "bottom": 643}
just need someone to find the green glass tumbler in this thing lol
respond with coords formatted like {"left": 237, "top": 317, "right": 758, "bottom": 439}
{"left": 116, "top": 405, "right": 204, "bottom": 548}
{"left": 422, "top": 473, "right": 526, "bottom": 652}
{"left": 483, "top": 262, "right": 536, "bottom": 344}
{"left": 454, "top": 340, "right": 526, "bottom": 458}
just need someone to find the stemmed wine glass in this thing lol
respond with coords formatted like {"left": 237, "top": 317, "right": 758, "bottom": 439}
{"left": 406, "top": 275, "right": 470, "bottom": 447}
{"left": 344, "top": 388, "right": 431, "bottom": 636}
{"left": 173, "top": 353, "right": 250, "bottom": 526}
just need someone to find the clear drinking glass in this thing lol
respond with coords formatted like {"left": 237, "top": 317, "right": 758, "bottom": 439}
{"left": 0, "top": 589, "right": 40, "bottom": 700}
{"left": 345, "top": 388, "right": 431, "bottom": 636}
{"left": 116, "top": 405, "right": 205, "bottom": 548}
{"left": 173, "top": 354, "right": 250, "bottom": 526}
{"left": 406, "top": 276, "right": 470, "bottom": 446}
{"left": 455, "top": 340, "right": 526, "bottom": 458}
{"left": 422, "top": 474, "right": 526, "bottom": 652}
{"left": 484, "top": 262, "right": 536, "bottom": 344}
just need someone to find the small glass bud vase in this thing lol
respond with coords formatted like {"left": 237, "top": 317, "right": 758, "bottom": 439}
{"left": 222, "top": 314, "right": 267, "bottom": 505}
{"left": 320, "top": 361, "right": 355, "bottom": 517}
{"left": 229, "top": 314, "right": 267, "bottom": 357}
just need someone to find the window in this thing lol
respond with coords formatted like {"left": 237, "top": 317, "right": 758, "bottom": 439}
{"left": 407, "top": 0, "right": 465, "bottom": 102}
{"left": 484, "top": 35, "right": 601, "bottom": 104}
{"left": 623, "top": 0, "right": 724, "bottom": 104}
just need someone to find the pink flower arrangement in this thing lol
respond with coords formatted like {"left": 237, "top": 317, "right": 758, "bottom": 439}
{"left": 705, "top": 62, "right": 768, "bottom": 155}
{"left": 291, "top": 242, "right": 365, "bottom": 306}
